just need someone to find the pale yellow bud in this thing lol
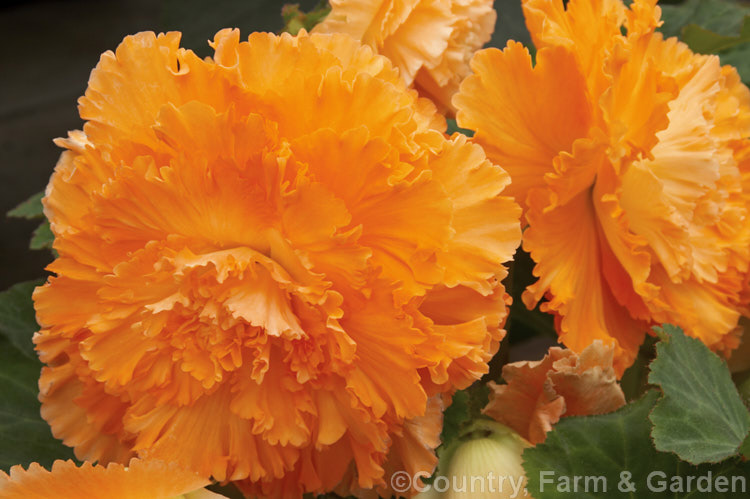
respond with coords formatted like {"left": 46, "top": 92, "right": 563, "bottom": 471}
{"left": 416, "top": 421, "right": 532, "bottom": 499}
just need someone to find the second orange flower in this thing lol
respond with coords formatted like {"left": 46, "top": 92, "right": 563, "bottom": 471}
{"left": 455, "top": 0, "right": 750, "bottom": 374}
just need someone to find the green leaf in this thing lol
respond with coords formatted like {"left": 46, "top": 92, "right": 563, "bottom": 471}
{"left": 206, "top": 482, "right": 246, "bottom": 499}
{"left": 446, "top": 119, "right": 474, "bottom": 137}
{"left": 523, "top": 391, "right": 750, "bottom": 498}
{"left": 649, "top": 324, "right": 750, "bottom": 464}
{"left": 465, "top": 380, "right": 490, "bottom": 421}
{"left": 659, "top": 0, "right": 750, "bottom": 83}
{"left": 440, "top": 381, "right": 491, "bottom": 450}
{"left": 488, "top": 0, "right": 532, "bottom": 50}
{"left": 281, "top": 1, "right": 331, "bottom": 35}
{"left": 0, "top": 335, "right": 75, "bottom": 471}
{"left": 619, "top": 336, "right": 657, "bottom": 402}
{"left": 0, "top": 282, "right": 74, "bottom": 471}
{"left": 440, "top": 389, "right": 471, "bottom": 451}
{"left": 432, "top": 381, "right": 494, "bottom": 484}
{"left": 7, "top": 192, "right": 44, "bottom": 219}
{"left": 0, "top": 281, "right": 43, "bottom": 360}
{"left": 660, "top": 0, "right": 749, "bottom": 40}
{"left": 738, "top": 375, "right": 750, "bottom": 407}
{"left": 30, "top": 221, "right": 54, "bottom": 251}
{"left": 741, "top": 434, "right": 750, "bottom": 460}
{"left": 681, "top": 16, "right": 750, "bottom": 54}
{"left": 716, "top": 41, "right": 750, "bottom": 84}
{"left": 6, "top": 191, "right": 54, "bottom": 251}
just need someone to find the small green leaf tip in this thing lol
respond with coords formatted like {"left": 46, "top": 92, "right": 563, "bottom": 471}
{"left": 281, "top": 1, "right": 331, "bottom": 36}
{"left": 7, "top": 191, "right": 44, "bottom": 219}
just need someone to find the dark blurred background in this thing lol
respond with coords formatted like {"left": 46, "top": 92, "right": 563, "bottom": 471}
{"left": 0, "top": 0, "right": 531, "bottom": 290}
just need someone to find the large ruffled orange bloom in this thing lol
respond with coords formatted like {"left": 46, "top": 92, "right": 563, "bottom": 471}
{"left": 33, "top": 29, "right": 521, "bottom": 498}
{"left": 0, "top": 458, "right": 219, "bottom": 499}
{"left": 314, "top": 0, "right": 496, "bottom": 114}
{"left": 454, "top": 0, "right": 750, "bottom": 375}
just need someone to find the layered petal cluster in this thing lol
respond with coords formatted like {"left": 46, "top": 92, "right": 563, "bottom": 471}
{"left": 33, "top": 29, "right": 521, "bottom": 498}
{"left": 314, "top": 0, "right": 496, "bottom": 114}
{"left": 483, "top": 342, "right": 626, "bottom": 444}
{"left": 0, "top": 459, "right": 218, "bottom": 499}
{"left": 455, "top": 0, "right": 750, "bottom": 374}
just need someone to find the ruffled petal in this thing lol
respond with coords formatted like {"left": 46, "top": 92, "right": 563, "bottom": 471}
{"left": 316, "top": 0, "right": 495, "bottom": 114}
{"left": 428, "top": 134, "right": 521, "bottom": 292}
{"left": 378, "top": 0, "right": 454, "bottom": 84}
{"left": 455, "top": 42, "right": 594, "bottom": 206}
{"left": 418, "top": 283, "right": 509, "bottom": 392}
{"left": 522, "top": 191, "right": 649, "bottom": 374}
{"left": 0, "top": 459, "right": 212, "bottom": 499}
{"left": 522, "top": 0, "right": 627, "bottom": 101}
{"left": 483, "top": 341, "right": 625, "bottom": 444}
{"left": 415, "top": 0, "right": 496, "bottom": 113}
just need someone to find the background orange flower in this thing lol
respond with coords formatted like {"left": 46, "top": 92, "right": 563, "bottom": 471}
{"left": 33, "top": 29, "right": 521, "bottom": 498}
{"left": 455, "top": 0, "right": 750, "bottom": 375}
{"left": 314, "top": 0, "right": 496, "bottom": 114}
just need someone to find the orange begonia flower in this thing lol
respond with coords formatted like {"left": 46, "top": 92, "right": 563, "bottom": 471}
{"left": 314, "top": 0, "right": 496, "bottom": 114}
{"left": 0, "top": 458, "right": 222, "bottom": 499}
{"left": 454, "top": 0, "right": 750, "bottom": 375}
{"left": 33, "top": 30, "right": 521, "bottom": 498}
{"left": 483, "top": 342, "right": 626, "bottom": 444}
